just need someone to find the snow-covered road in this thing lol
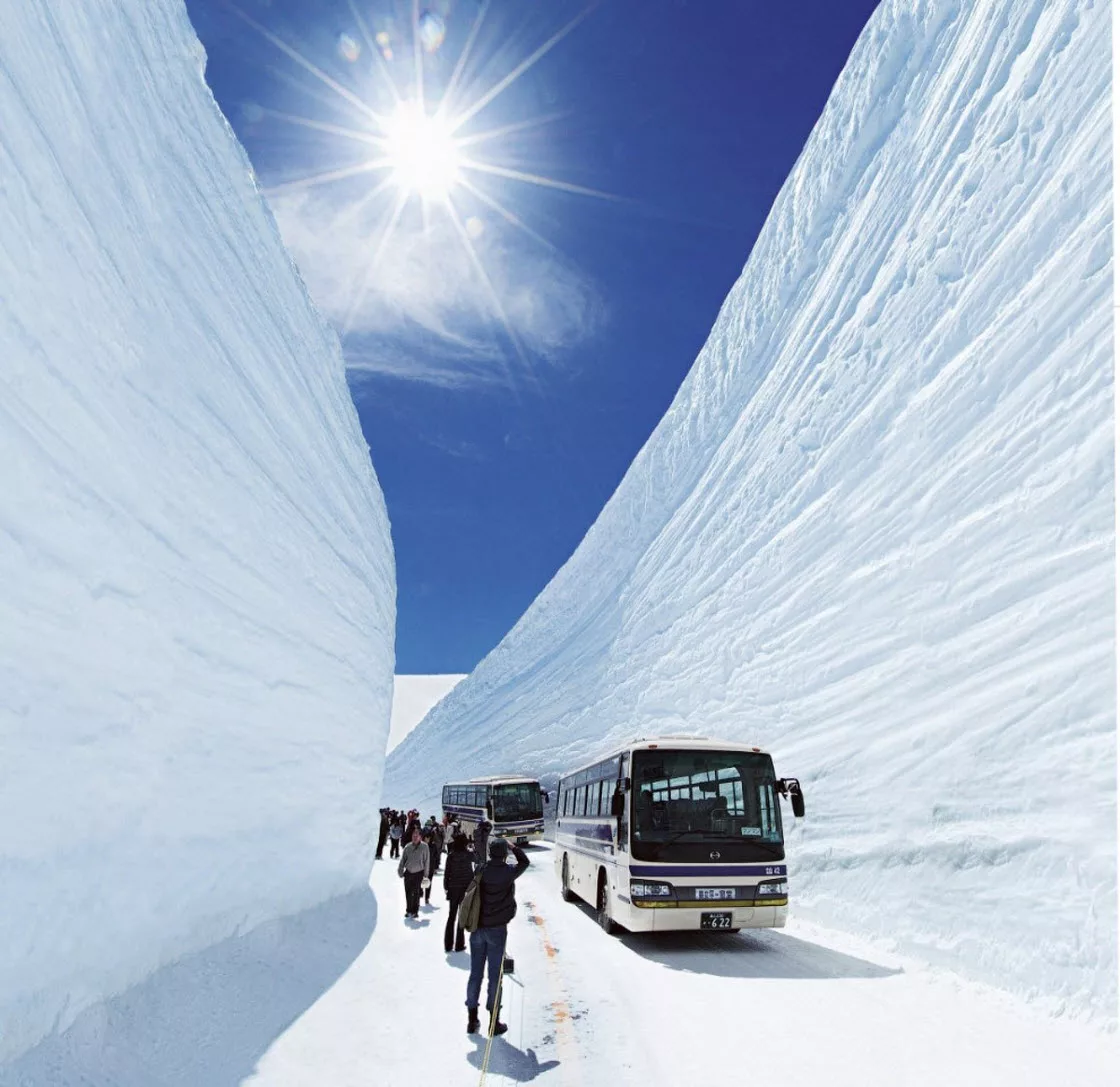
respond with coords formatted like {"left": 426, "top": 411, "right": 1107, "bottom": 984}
{"left": 245, "top": 844, "right": 1117, "bottom": 1086}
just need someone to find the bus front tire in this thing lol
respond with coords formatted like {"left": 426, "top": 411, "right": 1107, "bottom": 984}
{"left": 561, "top": 856, "right": 576, "bottom": 903}
{"left": 597, "top": 874, "right": 619, "bottom": 935}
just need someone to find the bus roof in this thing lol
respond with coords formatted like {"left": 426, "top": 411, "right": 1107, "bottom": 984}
{"left": 559, "top": 737, "right": 772, "bottom": 781}
{"left": 443, "top": 775, "right": 541, "bottom": 786}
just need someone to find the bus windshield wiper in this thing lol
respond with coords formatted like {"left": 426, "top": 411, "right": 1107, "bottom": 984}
{"left": 651, "top": 829, "right": 785, "bottom": 855}
{"left": 662, "top": 829, "right": 712, "bottom": 845}
{"left": 747, "top": 840, "right": 784, "bottom": 857}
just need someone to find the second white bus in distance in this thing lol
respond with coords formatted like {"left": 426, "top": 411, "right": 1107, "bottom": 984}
{"left": 554, "top": 737, "right": 805, "bottom": 934}
{"left": 441, "top": 776, "right": 546, "bottom": 845}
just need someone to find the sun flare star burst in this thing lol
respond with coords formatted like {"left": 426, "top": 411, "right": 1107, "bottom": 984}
{"left": 383, "top": 101, "right": 462, "bottom": 201}
{"left": 234, "top": 1, "right": 612, "bottom": 367}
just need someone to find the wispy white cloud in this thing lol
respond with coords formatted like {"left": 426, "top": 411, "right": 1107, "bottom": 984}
{"left": 268, "top": 187, "right": 606, "bottom": 387}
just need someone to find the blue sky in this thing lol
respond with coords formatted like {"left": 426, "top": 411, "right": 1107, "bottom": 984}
{"left": 185, "top": 0, "right": 879, "bottom": 673}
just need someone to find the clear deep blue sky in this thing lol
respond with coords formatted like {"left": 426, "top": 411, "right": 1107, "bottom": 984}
{"left": 185, "top": 0, "right": 879, "bottom": 673}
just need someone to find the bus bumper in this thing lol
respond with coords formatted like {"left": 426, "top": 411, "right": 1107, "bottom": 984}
{"left": 623, "top": 903, "right": 788, "bottom": 932}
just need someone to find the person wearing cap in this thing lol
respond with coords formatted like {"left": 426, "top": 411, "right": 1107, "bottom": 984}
{"left": 465, "top": 838, "right": 529, "bottom": 1036}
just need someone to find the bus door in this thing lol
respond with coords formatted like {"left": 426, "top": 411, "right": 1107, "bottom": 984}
{"left": 614, "top": 753, "right": 630, "bottom": 853}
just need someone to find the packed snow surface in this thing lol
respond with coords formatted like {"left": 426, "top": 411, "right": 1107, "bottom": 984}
{"left": 0, "top": 0, "right": 394, "bottom": 1064}
{"left": 10, "top": 847, "right": 1116, "bottom": 1085}
{"left": 387, "top": 0, "right": 1115, "bottom": 1021}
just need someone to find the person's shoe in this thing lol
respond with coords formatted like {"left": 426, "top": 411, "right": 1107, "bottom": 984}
{"left": 467, "top": 1008, "right": 480, "bottom": 1034}
{"left": 454, "top": 943, "right": 466, "bottom": 953}
{"left": 485, "top": 1006, "right": 507, "bottom": 1036}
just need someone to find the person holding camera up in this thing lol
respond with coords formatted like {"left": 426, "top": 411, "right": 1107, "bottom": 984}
{"left": 465, "top": 839, "right": 529, "bottom": 1036}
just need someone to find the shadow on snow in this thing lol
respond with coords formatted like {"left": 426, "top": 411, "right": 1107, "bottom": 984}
{"left": 467, "top": 1035, "right": 560, "bottom": 1082}
{"left": 565, "top": 897, "right": 899, "bottom": 980}
{"left": 0, "top": 886, "right": 376, "bottom": 1087}
{"left": 621, "top": 927, "right": 902, "bottom": 980}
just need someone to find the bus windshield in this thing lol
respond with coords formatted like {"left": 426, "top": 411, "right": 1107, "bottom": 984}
{"left": 491, "top": 782, "right": 543, "bottom": 822}
{"left": 630, "top": 749, "right": 784, "bottom": 862}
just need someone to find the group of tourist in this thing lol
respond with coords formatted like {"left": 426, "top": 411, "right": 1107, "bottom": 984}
{"left": 374, "top": 806, "right": 531, "bottom": 1036}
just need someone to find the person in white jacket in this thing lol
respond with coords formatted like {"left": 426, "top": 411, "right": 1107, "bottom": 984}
{"left": 398, "top": 828, "right": 430, "bottom": 919}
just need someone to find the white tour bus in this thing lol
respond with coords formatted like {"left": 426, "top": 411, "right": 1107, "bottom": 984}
{"left": 441, "top": 776, "right": 546, "bottom": 846}
{"left": 554, "top": 737, "right": 805, "bottom": 933}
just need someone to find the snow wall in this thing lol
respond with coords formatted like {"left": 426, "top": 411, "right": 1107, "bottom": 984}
{"left": 0, "top": 0, "right": 395, "bottom": 1063}
{"left": 386, "top": 0, "right": 1115, "bottom": 1022}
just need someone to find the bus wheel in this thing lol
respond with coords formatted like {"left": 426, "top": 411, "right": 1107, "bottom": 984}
{"left": 597, "top": 874, "right": 619, "bottom": 935}
{"left": 561, "top": 855, "right": 576, "bottom": 903}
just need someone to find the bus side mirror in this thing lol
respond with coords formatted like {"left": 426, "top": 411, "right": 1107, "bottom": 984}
{"left": 779, "top": 778, "right": 806, "bottom": 819}
{"left": 611, "top": 791, "right": 625, "bottom": 819}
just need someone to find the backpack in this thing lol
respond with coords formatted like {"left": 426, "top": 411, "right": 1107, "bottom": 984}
{"left": 460, "top": 869, "right": 485, "bottom": 933}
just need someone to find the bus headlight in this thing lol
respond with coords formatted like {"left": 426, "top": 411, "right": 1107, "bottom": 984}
{"left": 756, "top": 880, "right": 788, "bottom": 896}
{"left": 630, "top": 881, "right": 673, "bottom": 898}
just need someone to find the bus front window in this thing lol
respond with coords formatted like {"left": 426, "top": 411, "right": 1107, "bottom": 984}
{"left": 630, "top": 750, "right": 784, "bottom": 862}
{"left": 491, "top": 783, "right": 543, "bottom": 822}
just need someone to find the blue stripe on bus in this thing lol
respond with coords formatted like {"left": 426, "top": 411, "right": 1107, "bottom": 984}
{"left": 634, "top": 864, "right": 787, "bottom": 877}
{"left": 556, "top": 835, "right": 614, "bottom": 856}
{"left": 443, "top": 805, "right": 542, "bottom": 829}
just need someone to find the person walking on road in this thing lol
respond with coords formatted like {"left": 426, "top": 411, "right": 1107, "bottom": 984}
{"left": 389, "top": 817, "right": 403, "bottom": 859}
{"left": 430, "top": 820, "right": 445, "bottom": 874}
{"left": 398, "top": 827, "right": 430, "bottom": 919}
{"left": 442, "top": 832, "right": 473, "bottom": 953}
{"left": 466, "top": 839, "right": 529, "bottom": 1036}
{"left": 421, "top": 827, "right": 437, "bottom": 906}
{"left": 375, "top": 808, "right": 390, "bottom": 860}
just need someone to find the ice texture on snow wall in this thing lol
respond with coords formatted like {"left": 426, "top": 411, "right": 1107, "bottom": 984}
{"left": 386, "top": 0, "right": 1114, "bottom": 1020}
{"left": 0, "top": 0, "right": 395, "bottom": 1062}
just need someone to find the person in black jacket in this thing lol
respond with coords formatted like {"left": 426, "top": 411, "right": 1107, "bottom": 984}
{"left": 465, "top": 839, "right": 529, "bottom": 1036}
{"left": 375, "top": 809, "right": 390, "bottom": 860}
{"left": 443, "top": 833, "right": 474, "bottom": 953}
{"left": 472, "top": 820, "right": 492, "bottom": 872}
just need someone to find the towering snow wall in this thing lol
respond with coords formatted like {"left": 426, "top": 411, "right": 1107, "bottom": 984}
{"left": 0, "top": 0, "right": 395, "bottom": 1063}
{"left": 387, "top": 0, "right": 1114, "bottom": 1021}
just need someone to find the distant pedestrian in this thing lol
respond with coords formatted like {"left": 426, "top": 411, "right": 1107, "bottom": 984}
{"left": 466, "top": 839, "right": 529, "bottom": 1036}
{"left": 398, "top": 828, "right": 430, "bottom": 919}
{"left": 376, "top": 808, "right": 390, "bottom": 860}
{"left": 422, "top": 828, "right": 437, "bottom": 905}
{"left": 389, "top": 818, "right": 403, "bottom": 859}
{"left": 443, "top": 833, "right": 473, "bottom": 953}
{"left": 430, "top": 821, "right": 445, "bottom": 873}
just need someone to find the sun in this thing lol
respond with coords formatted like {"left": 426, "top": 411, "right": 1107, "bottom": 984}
{"left": 234, "top": 1, "right": 612, "bottom": 358}
{"left": 383, "top": 101, "right": 461, "bottom": 201}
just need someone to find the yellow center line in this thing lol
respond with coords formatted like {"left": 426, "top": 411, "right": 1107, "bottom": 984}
{"left": 524, "top": 900, "right": 582, "bottom": 1086}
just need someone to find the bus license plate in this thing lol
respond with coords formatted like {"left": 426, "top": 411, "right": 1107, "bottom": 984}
{"left": 701, "top": 912, "right": 733, "bottom": 930}
{"left": 696, "top": 888, "right": 736, "bottom": 900}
